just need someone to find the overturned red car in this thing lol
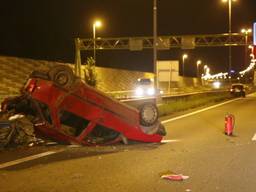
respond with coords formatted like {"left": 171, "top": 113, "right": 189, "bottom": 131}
{"left": 1, "top": 65, "right": 166, "bottom": 145}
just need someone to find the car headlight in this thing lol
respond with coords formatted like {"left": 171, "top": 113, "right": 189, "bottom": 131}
{"left": 147, "top": 88, "right": 155, "bottom": 96}
{"left": 213, "top": 81, "right": 221, "bottom": 89}
{"left": 135, "top": 87, "right": 144, "bottom": 96}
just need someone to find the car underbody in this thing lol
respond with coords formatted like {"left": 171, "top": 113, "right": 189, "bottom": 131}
{"left": 1, "top": 65, "right": 166, "bottom": 147}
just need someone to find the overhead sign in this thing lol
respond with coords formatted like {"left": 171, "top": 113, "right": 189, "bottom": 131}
{"left": 254, "top": 22, "right": 256, "bottom": 46}
{"left": 129, "top": 38, "right": 143, "bottom": 51}
{"left": 181, "top": 36, "right": 195, "bottom": 49}
{"left": 157, "top": 60, "right": 179, "bottom": 82}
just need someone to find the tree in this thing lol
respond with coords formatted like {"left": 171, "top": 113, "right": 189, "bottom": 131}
{"left": 83, "top": 57, "right": 97, "bottom": 87}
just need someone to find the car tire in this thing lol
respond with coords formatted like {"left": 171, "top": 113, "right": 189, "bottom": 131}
{"left": 48, "top": 65, "right": 75, "bottom": 89}
{"left": 139, "top": 102, "right": 158, "bottom": 127}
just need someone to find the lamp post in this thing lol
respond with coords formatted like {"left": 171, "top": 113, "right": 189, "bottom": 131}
{"left": 241, "top": 28, "right": 252, "bottom": 68}
{"left": 222, "top": 0, "right": 236, "bottom": 76}
{"left": 203, "top": 65, "right": 208, "bottom": 75}
{"left": 153, "top": 0, "right": 158, "bottom": 90}
{"left": 93, "top": 20, "right": 102, "bottom": 64}
{"left": 249, "top": 45, "right": 255, "bottom": 62}
{"left": 206, "top": 67, "right": 210, "bottom": 75}
{"left": 196, "top": 60, "right": 202, "bottom": 78}
{"left": 249, "top": 45, "right": 254, "bottom": 54}
{"left": 202, "top": 65, "right": 208, "bottom": 86}
{"left": 182, "top": 54, "right": 188, "bottom": 76}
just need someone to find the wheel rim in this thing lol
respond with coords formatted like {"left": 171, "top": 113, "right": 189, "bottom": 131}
{"left": 55, "top": 71, "right": 69, "bottom": 86}
{"left": 141, "top": 104, "right": 158, "bottom": 125}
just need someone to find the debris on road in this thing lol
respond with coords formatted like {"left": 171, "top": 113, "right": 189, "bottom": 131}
{"left": 0, "top": 111, "right": 41, "bottom": 149}
{"left": 161, "top": 173, "right": 189, "bottom": 181}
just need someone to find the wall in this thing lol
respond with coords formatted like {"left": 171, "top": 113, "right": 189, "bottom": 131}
{"left": 0, "top": 56, "right": 152, "bottom": 94}
{"left": 0, "top": 55, "right": 200, "bottom": 98}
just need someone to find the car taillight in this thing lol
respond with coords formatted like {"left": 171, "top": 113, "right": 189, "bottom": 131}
{"left": 25, "top": 79, "right": 37, "bottom": 93}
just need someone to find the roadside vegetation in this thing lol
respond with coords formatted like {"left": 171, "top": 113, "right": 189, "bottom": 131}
{"left": 158, "top": 92, "right": 233, "bottom": 117}
{"left": 84, "top": 57, "right": 98, "bottom": 87}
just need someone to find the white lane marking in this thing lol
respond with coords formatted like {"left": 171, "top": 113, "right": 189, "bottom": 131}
{"left": 161, "top": 98, "right": 240, "bottom": 124}
{"left": 0, "top": 151, "right": 61, "bottom": 169}
{"left": 252, "top": 133, "right": 256, "bottom": 141}
{"left": 161, "top": 139, "right": 180, "bottom": 143}
{"left": 68, "top": 144, "right": 82, "bottom": 148}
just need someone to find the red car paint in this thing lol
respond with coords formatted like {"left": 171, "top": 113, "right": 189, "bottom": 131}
{"left": 2, "top": 68, "right": 165, "bottom": 145}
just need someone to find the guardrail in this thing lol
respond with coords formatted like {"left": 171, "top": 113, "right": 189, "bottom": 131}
{"left": 120, "top": 85, "right": 255, "bottom": 105}
{"left": 120, "top": 89, "right": 231, "bottom": 108}
{"left": 107, "top": 87, "right": 229, "bottom": 100}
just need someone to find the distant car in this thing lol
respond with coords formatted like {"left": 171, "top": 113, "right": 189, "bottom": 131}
{"left": 134, "top": 78, "right": 162, "bottom": 97}
{"left": 230, "top": 83, "right": 246, "bottom": 97}
{"left": 1, "top": 65, "right": 166, "bottom": 146}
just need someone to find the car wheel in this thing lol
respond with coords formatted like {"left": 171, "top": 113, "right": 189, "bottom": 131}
{"left": 139, "top": 103, "right": 158, "bottom": 127}
{"left": 48, "top": 65, "right": 75, "bottom": 89}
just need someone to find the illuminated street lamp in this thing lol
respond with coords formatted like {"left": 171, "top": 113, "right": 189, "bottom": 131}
{"left": 241, "top": 28, "right": 252, "bottom": 68}
{"left": 153, "top": 0, "right": 158, "bottom": 90}
{"left": 182, "top": 54, "right": 188, "bottom": 76}
{"left": 203, "top": 65, "right": 208, "bottom": 75}
{"left": 93, "top": 20, "right": 102, "bottom": 63}
{"left": 241, "top": 28, "right": 252, "bottom": 34}
{"left": 249, "top": 45, "right": 254, "bottom": 52}
{"left": 196, "top": 60, "right": 202, "bottom": 78}
{"left": 206, "top": 67, "right": 210, "bottom": 74}
{"left": 222, "top": 0, "right": 236, "bottom": 76}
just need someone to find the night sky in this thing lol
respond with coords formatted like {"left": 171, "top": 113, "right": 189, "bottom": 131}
{"left": 1, "top": 0, "right": 256, "bottom": 75}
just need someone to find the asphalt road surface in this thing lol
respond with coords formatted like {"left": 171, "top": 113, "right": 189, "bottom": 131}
{"left": 1, "top": 93, "right": 256, "bottom": 192}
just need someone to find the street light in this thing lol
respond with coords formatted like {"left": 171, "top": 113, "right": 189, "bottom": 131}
{"left": 196, "top": 60, "right": 202, "bottom": 78}
{"left": 153, "top": 0, "right": 158, "bottom": 90}
{"left": 206, "top": 67, "right": 210, "bottom": 75}
{"left": 241, "top": 28, "right": 252, "bottom": 68}
{"left": 241, "top": 28, "right": 252, "bottom": 34}
{"left": 93, "top": 20, "right": 102, "bottom": 64}
{"left": 202, "top": 65, "right": 209, "bottom": 85}
{"left": 182, "top": 54, "right": 188, "bottom": 76}
{"left": 249, "top": 45, "right": 254, "bottom": 52}
{"left": 203, "top": 65, "right": 208, "bottom": 75}
{"left": 249, "top": 45, "right": 255, "bottom": 59}
{"left": 222, "top": 0, "right": 236, "bottom": 76}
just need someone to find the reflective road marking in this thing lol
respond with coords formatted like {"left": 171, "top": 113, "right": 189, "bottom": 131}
{"left": 161, "top": 139, "right": 180, "bottom": 143}
{"left": 0, "top": 151, "right": 62, "bottom": 169}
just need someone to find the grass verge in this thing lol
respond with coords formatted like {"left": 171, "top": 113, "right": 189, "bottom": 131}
{"left": 158, "top": 92, "right": 233, "bottom": 117}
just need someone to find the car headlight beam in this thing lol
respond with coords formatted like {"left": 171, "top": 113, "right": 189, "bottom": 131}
{"left": 135, "top": 87, "right": 144, "bottom": 96}
{"left": 147, "top": 88, "right": 155, "bottom": 96}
